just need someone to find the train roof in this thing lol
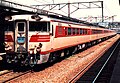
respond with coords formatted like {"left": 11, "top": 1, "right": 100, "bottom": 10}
{"left": 8, "top": 14, "right": 115, "bottom": 31}
{"left": 47, "top": 14, "right": 105, "bottom": 28}
{"left": 9, "top": 13, "right": 105, "bottom": 28}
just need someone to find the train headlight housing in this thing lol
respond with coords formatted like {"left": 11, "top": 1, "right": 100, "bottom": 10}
{"left": 29, "top": 49, "right": 34, "bottom": 54}
{"left": 29, "top": 43, "right": 42, "bottom": 54}
{"left": 9, "top": 46, "right": 12, "bottom": 50}
{"left": 4, "top": 42, "right": 12, "bottom": 51}
{"left": 5, "top": 16, "right": 12, "bottom": 21}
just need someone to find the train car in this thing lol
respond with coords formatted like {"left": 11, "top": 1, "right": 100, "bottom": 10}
{"left": 4, "top": 14, "right": 116, "bottom": 66}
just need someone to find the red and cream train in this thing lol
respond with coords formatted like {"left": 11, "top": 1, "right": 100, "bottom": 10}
{"left": 4, "top": 14, "right": 116, "bottom": 66}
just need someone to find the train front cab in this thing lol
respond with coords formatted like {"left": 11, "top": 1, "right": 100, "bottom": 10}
{"left": 4, "top": 15, "right": 52, "bottom": 67}
{"left": 5, "top": 20, "right": 29, "bottom": 65}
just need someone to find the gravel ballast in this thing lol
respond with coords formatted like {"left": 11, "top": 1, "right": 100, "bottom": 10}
{"left": 9, "top": 35, "right": 120, "bottom": 83}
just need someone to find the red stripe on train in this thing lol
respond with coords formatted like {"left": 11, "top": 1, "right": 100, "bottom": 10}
{"left": 5, "top": 35, "right": 14, "bottom": 42}
{"left": 29, "top": 35, "right": 50, "bottom": 42}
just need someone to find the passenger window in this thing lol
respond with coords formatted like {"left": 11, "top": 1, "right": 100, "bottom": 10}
{"left": 65, "top": 28, "right": 68, "bottom": 35}
{"left": 72, "top": 28, "right": 75, "bottom": 35}
{"left": 85, "top": 29, "right": 87, "bottom": 35}
{"left": 77, "top": 28, "right": 79, "bottom": 34}
{"left": 75, "top": 28, "right": 77, "bottom": 35}
{"left": 80, "top": 29, "right": 83, "bottom": 35}
{"left": 68, "top": 28, "right": 71, "bottom": 35}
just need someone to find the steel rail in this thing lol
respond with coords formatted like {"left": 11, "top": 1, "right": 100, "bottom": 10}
{"left": 0, "top": 70, "right": 31, "bottom": 83}
{"left": 68, "top": 40, "right": 110, "bottom": 83}
{"left": 0, "top": 70, "right": 12, "bottom": 76}
{"left": 92, "top": 40, "right": 120, "bottom": 83}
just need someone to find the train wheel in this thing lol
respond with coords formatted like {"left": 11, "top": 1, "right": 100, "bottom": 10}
{"left": 48, "top": 53, "right": 56, "bottom": 63}
{"left": 6, "top": 58, "right": 12, "bottom": 63}
{"left": 64, "top": 49, "right": 70, "bottom": 56}
{"left": 29, "top": 55, "right": 38, "bottom": 67}
{"left": 14, "top": 56, "right": 18, "bottom": 63}
{"left": 6, "top": 54, "right": 12, "bottom": 63}
{"left": 33, "top": 54, "right": 38, "bottom": 65}
{"left": 48, "top": 52, "right": 60, "bottom": 63}
{"left": 60, "top": 51, "right": 65, "bottom": 57}
{"left": 24, "top": 57, "right": 29, "bottom": 66}
{"left": 29, "top": 57, "right": 35, "bottom": 67}
{"left": 87, "top": 42, "right": 91, "bottom": 47}
{"left": 72, "top": 46, "right": 78, "bottom": 54}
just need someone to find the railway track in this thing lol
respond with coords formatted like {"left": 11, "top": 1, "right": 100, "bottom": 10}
{"left": 0, "top": 36, "right": 118, "bottom": 83}
{"left": 0, "top": 70, "right": 31, "bottom": 83}
{"left": 0, "top": 70, "right": 12, "bottom": 76}
{"left": 68, "top": 43, "right": 108, "bottom": 82}
{"left": 69, "top": 38, "right": 120, "bottom": 83}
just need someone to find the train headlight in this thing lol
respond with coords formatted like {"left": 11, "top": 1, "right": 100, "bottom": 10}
{"left": 29, "top": 48, "right": 34, "bottom": 54}
{"left": 5, "top": 16, "right": 12, "bottom": 20}
{"left": 4, "top": 42, "right": 12, "bottom": 51}
{"left": 29, "top": 43, "right": 42, "bottom": 54}
{"left": 30, "top": 50, "right": 34, "bottom": 54}
{"left": 9, "top": 46, "right": 12, "bottom": 50}
{"left": 4, "top": 42, "right": 9, "bottom": 48}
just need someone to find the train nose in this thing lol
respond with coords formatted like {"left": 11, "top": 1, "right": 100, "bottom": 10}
{"left": 17, "top": 46, "right": 26, "bottom": 53}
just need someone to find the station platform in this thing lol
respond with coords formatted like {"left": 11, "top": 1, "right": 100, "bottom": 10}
{"left": 110, "top": 41, "right": 120, "bottom": 83}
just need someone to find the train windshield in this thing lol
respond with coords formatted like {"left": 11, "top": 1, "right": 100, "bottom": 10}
{"left": 5, "top": 21, "right": 14, "bottom": 31}
{"left": 29, "top": 21, "right": 50, "bottom": 32}
{"left": 18, "top": 23, "right": 24, "bottom": 31}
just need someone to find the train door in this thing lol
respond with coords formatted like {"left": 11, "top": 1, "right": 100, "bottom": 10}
{"left": 50, "top": 23, "right": 54, "bottom": 49}
{"left": 14, "top": 21, "right": 28, "bottom": 53}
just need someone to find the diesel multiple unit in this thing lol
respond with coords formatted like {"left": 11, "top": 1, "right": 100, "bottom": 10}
{"left": 4, "top": 14, "right": 116, "bottom": 66}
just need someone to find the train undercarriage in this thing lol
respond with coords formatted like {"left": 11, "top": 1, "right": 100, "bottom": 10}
{"left": 6, "top": 52, "right": 40, "bottom": 67}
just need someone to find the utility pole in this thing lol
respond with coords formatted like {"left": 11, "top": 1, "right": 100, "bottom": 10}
{"left": 32, "top": 1, "right": 103, "bottom": 18}
{"left": 68, "top": 1, "right": 70, "bottom": 17}
{"left": 52, "top": 0, "right": 54, "bottom": 4}
{"left": 111, "top": 15, "right": 117, "bottom": 22}
{"left": 101, "top": 1, "right": 104, "bottom": 22}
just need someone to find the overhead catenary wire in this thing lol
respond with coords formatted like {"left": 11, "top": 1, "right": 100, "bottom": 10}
{"left": 33, "top": 0, "right": 53, "bottom": 4}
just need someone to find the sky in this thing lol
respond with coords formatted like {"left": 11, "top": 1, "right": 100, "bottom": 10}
{"left": 6, "top": 0, "right": 120, "bottom": 22}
